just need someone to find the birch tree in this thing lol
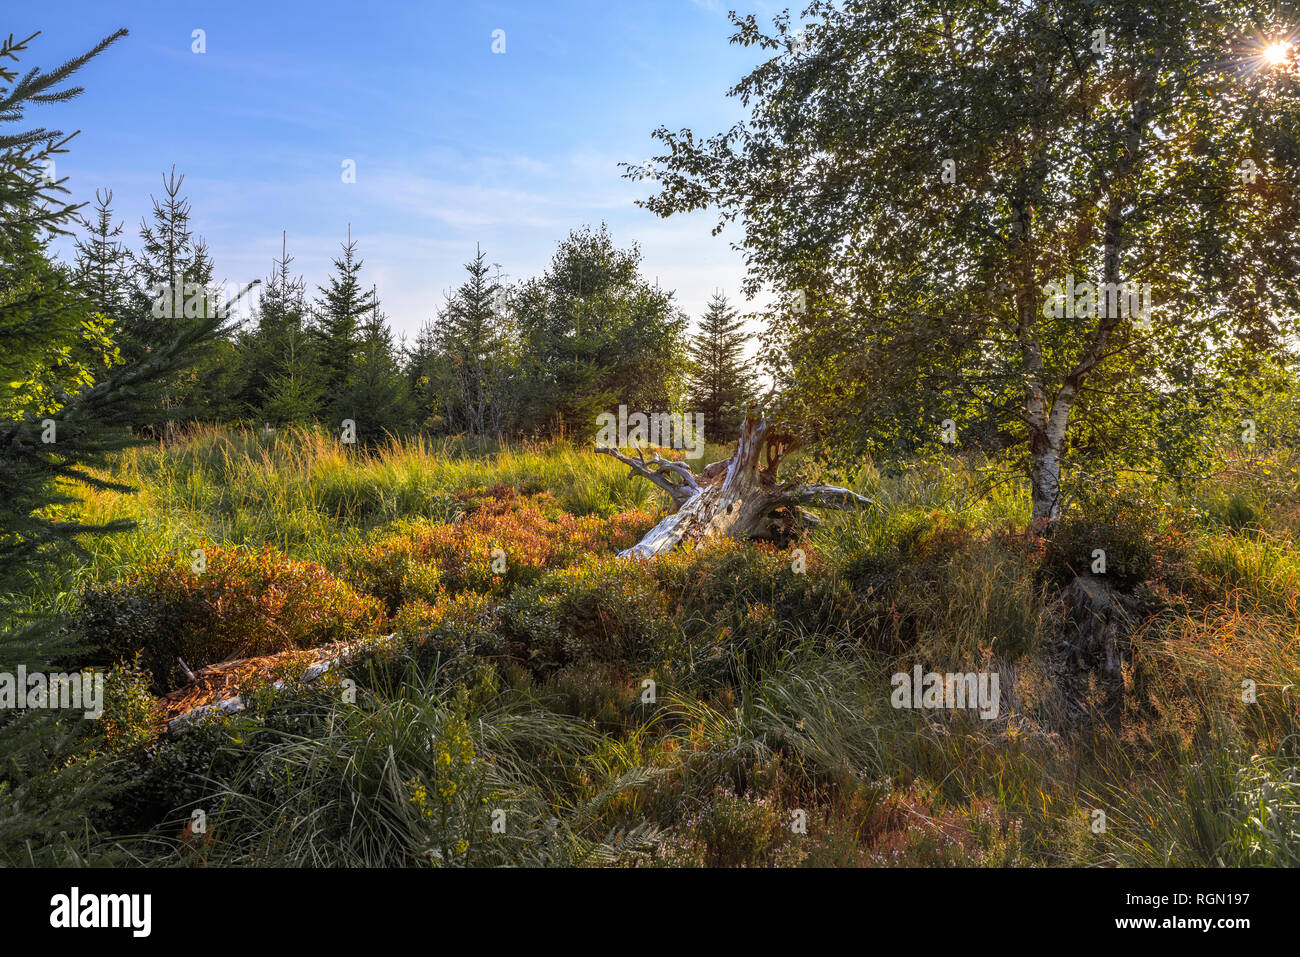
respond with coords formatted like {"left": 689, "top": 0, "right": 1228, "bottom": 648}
{"left": 632, "top": 0, "right": 1300, "bottom": 524}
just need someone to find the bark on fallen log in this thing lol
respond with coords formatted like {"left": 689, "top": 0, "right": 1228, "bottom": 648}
{"left": 596, "top": 413, "right": 875, "bottom": 558}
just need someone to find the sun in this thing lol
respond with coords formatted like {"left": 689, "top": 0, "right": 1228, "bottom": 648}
{"left": 1263, "top": 41, "right": 1292, "bottom": 65}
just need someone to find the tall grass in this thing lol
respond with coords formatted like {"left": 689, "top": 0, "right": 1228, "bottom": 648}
{"left": 26, "top": 424, "right": 1300, "bottom": 867}
{"left": 41, "top": 425, "right": 703, "bottom": 610}
{"left": 126, "top": 668, "right": 660, "bottom": 867}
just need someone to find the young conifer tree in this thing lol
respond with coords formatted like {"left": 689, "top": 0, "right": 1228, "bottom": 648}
{"left": 686, "top": 291, "right": 757, "bottom": 439}
{"left": 239, "top": 233, "right": 319, "bottom": 422}
{"left": 0, "top": 28, "right": 234, "bottom": 863}
{"left": 333, "top": 285, "right": 411, "bottom": 444}
{"left": 435, "top": 246, "right": 517, "bottom": 438}
{"left": 312, "top": 226, "right": 375, "bottom": 416}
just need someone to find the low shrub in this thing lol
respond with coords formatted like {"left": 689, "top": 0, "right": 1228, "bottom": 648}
{"left": 502, "top": 557, "right": 675, "bottom": 671}
{"left": 658, "top": 786, "right": 793, "bottom": 867}
{"left": 389, "top": 592, "right": 504, "bottom": 666}
{"left": 78, "top": 544, "right": 384, "bottom": 690}
{"left": 97, "top": 657, "right": 160, "bottom": 755}
{"left": 343, "top": 490, "right": 652, "bottom": 612}
{"left": 1043, "top": 485, "right": 1190, "bottom": 590}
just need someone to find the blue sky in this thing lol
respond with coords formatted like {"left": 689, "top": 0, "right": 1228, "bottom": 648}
{"left": 20, "top": 0, "right": 784, "bottom": 341}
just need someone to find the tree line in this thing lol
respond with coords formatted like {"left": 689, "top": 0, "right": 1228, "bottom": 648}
{"left": 70, "top": 177, "right": 760, "bottom": 447}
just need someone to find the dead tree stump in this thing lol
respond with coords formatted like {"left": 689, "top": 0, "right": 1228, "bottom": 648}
{"left": 596, "top": 413, "right": 875, "bottom": 558}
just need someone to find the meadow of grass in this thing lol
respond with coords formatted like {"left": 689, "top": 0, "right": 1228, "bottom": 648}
{"left": 20, "top": 424, "right": 1300, "bottom": 867}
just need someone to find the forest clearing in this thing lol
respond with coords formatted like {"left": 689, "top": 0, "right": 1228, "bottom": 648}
{"left": 4, "top": 1, "right": 1299, "bottom": 904}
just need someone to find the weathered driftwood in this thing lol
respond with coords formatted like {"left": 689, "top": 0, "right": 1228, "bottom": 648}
{"left": 596, "top": 413, "right": 875, "bottom": 558}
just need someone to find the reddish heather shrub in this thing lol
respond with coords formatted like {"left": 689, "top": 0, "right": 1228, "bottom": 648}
{"left": 390, "top": 590, "right": 502, "bottom": 659}
{"left": 346, "top": 491, "right": 653, "bottom": 612}
{"left": 79, "top": 544, "right": 384, "bottom": 690}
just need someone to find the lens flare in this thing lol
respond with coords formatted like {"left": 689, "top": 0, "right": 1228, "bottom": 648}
{"left": 1263, "top": 41, "right": 1291, "bottom": 65}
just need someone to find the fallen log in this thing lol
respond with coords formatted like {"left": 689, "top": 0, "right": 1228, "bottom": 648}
{"left": 596, "top": 412, "right": 875, "bottom": 558}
